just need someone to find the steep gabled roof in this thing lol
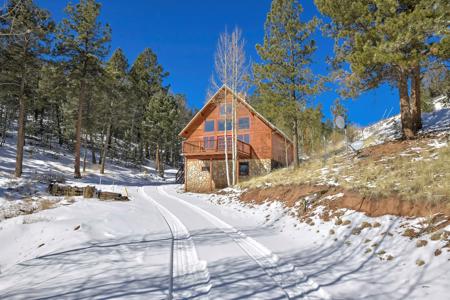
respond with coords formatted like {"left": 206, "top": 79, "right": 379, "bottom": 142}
{"left": 179, "top": 85, "right": 293, "bottom": 144}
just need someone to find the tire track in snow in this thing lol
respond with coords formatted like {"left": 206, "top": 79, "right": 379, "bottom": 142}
{"left": 140, "top": 188, "right": 211, "bottom": 299}
{"left": 158, "top": 186, "right": 331, "bottom": 300}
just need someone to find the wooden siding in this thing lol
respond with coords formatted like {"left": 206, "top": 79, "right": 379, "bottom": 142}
{"left": 181, "top": 87, "right": 294, "bottom": 167}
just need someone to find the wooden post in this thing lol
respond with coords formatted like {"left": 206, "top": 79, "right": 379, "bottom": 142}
{"left": 209, "top": 157, "right": 213, "bottom": 191}
{"left": 236, "top": 157, "right": 239, "bottom": 184}
{"left": 184, "top": 157, "right": 188, "bottom": 192}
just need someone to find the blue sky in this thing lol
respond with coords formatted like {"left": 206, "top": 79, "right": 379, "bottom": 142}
{"left": 36, "top": 0, "right": 399, "bottom": 127}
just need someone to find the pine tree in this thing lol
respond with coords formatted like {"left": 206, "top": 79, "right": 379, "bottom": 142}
{"left": 129, "top": 48, "right": 168, "bottom": 165}
{"left": 100, "top": 48, "right": 129, "bottom": 174}
{"left": 315, "top": 0, "right": 449, "bottom": 138}
{"left": 253, "top": 0, "right": 320, "bottom": 167}
{"left": 0, "top": 0, "right": 53, "bottom": 177}
{"left": 144, "top": 91, "right": 178, "bottom": 177}
{"left": 38, "top": 63, "right": 68, "bottom": 146}
{"left": 56, "top": 0, "right": 111, "bottom": 178}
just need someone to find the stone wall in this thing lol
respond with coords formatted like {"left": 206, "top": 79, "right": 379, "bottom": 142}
{"left": 185, "top": 159, "right": 213, "bottom": 193}
{"left": 185, "top": 158, "right": 272, "bottom": 193}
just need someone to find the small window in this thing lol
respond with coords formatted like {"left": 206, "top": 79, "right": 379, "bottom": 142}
{"left": 218, "top": 119, "right": 232, "bottom": 131}
{"left": 201, "top": 160, "right": 210, "bottom": 172}
{"left": 238, "top": 117, "right": 250, "bottom": 129}
{"left": 204, "top": 120, "right": 215, "bottom": 132}
{"left": 203, "top": 136, "right": 215, "bottom": 149}
{"left": 239, "top": 162, "right": 249, "bottom": 176}
{"left": 220, "top": 104, "right": 232, "bottom": 115}
{"left": 238, "top": 134, "right": 250, "bottom": 144}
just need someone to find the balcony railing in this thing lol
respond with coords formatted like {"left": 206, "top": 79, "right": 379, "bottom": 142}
{"left": 182, "top": 137, "right": 251, "bottom": 158}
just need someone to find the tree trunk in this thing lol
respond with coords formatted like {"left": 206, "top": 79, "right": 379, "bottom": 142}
{"left": 398, "top": 70, "right": 415, "bottom": 139}
{"left": 74, "top": 79, "right": 85, "bottom": 178}
{"left": 223, "top": 90, "right": 231, "bottom": 187}
{"left": 155, "top": 144, "right": 164, "bottom": 177}
{"left": 90, "top": 133, "right": 96, "bottom": 164}
{"left": 83, "top": 134, "right": 87, "bottom": 173}
{"left": 15, "top": 71, "right": 27, "bottom": 178}
{"left": 55, "top": 104, "right": 63, "bottom": 146}
{"left": 293, "top": 118, "right": 299, "bottom": 167}
{"left": 410, "top": 63, "right": 422, "bottom": 131}
{"left": 231, "top": 93, "right": 237, "bottom": 185}
{"left": 100, "top": 122, "right": 111, "bottom": 174}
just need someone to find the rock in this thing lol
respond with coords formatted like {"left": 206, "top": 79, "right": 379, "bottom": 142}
{"left": 416, "top": 259, "right": 425, "bottom": 267}
{"left": 416, "top": 240, "right": 428, "bottom": 247}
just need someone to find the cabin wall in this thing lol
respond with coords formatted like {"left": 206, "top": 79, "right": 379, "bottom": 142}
{"left": 271, "top": 132, "right": 294, "bottom": 167}
{"left": 185, "top": 158, "right": 271, "bottom": 193}
{"left": 184, "top": 92, "right": 273, "bottom": 159}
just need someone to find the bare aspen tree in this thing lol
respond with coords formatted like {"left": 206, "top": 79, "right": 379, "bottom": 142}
{"left": 211, "top": 29, "right": 231, "bottom": 187}
{"left": 229, "top": 27, "right": 247, "bottom": 185}
{"left": 210, "top": 27, "right": 248, "bottom": 186}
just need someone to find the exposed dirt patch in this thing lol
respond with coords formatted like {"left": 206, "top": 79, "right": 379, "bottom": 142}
{"left": 240, "top": 184, "right": 328, "bottom": 207}
{"left": 240, "top": 184, "right": 450, "bottom": 218}
{"left": 359, "top": 139, "right": 415, "bottom": 161}
{"left": 359, "top": 134, "right": 447, "bottom": 161}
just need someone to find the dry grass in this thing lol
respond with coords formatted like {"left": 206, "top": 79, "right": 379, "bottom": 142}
{"left": 240, "top": 136, "right": 450, "bottom": 205}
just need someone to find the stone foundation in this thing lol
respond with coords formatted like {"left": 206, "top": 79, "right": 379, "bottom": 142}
{"left": 185, "top": 158, "right": 272, "bottom": 193}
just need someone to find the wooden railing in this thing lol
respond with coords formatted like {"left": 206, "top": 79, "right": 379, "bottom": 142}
{"left": 182, "top": 137, "right": 251, "bottom": 157}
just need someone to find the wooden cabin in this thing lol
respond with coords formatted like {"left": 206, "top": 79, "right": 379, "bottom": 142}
{"left": 179, "top": 85, "right": 294, "bottom": 192}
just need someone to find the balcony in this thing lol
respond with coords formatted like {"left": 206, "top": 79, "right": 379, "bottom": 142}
{"left": 182, "top": 137, "right": 252, "bottom": 158}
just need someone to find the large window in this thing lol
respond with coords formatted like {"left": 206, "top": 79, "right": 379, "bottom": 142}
{"left": 217, "top": 136, "right": 232, "bottom": 150}
{"left": 220, "top": 104, "right": 232, "bottom": 116}
{"left": 218, "top": 119, "right": 232, "bottom": 131}
{"left": 204, "top": 120, "right": 215, "bottom": 132}
{"left": 238, "top": 134, "right": 250, "bottom": 144}
{"left": 239, "top": 162, "right": 249, "bottom": 176}
{"left": 203, "top": 136, "right": 215, "bottom": 149}
{"left": 238, "top": 117, "right": 250, "bottom": 129}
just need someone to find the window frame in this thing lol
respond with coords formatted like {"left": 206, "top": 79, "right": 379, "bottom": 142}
{"left": 239, "top": 161, "right": 250, "bottom": 176}
{"left": 201, "top": 160, "right": 210, "bottom": 172}
{"left": 238, "top": 117, "right": 250, "bottom": 130}
{"left": 237, "top": 134, "right": 250, "bottom": 144}
{"left": 203, "top": 136, "right": 215, "bottom": 149}
{"left": 219, "top": 104, "right": 232, "bottom": 116}
{"left": 217, "top": 119, "right": 232, "bottom": 131}
{"left": 204, "top": 120, "right": 215, "bottom": 132}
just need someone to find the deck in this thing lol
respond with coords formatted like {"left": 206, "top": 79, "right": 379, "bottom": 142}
{"left": 182, "top": 138, "right": 252, "bottom": 159}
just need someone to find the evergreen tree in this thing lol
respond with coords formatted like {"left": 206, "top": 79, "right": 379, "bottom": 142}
{"left": 144, "top": 90, "right": 178, "bottom": 177}
{"left": 100, "top": 48, "right": 129, "bottom": 174}
{"left": 129, "top": 48, "right": 168, "bottom": 164}
{"left": 0, "top": 0, "right": 53, "bottom": 177}
{"left": 56, "top": 0, "right": 111, "bottom": 178}
{"left": 253, "top": 0, "right": 320, "bottom": 167}
{"left": 37, "top": 63, "right": 68, "bottom": 146}
{"left": 315, "top": 0, "right": 449, "bottom": 138}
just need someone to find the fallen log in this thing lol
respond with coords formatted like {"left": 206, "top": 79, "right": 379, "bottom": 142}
{"left": 48, "top": 183, "right": 129, "bottom": 201}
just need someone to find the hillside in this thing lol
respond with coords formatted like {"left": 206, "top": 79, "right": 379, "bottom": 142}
{"left": 193, "top": 109, "right": 450, "bottom": 298}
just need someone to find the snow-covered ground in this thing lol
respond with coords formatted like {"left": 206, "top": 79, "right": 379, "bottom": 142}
{"left": 1, "top": 184, "right": 448, "bottom": 299}
{"left": 360, "top": 108, "right": 450, "bottom": 146}
{"left": 1, "top": 115, "right": 449, "bottom": 299}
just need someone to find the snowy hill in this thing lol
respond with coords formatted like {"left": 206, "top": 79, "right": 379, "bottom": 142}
{"left": 360, "top": 108, "right": 450, "bottom": 147}
{"left": 0, "top": 132, "right": 175, "bottom": 221}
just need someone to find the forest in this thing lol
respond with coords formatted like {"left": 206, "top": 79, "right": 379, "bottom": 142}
{"left": 0, "top": 0, "right": 193, "bottom": 179}
{"left": 1, "top": 0, "right": 449, "bottom": 178}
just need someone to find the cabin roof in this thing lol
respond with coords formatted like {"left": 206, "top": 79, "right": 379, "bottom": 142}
{"left": 179, "top": 85, "right": 293, "bottom": 144}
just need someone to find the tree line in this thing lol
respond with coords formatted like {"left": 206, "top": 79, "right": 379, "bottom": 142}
{"left": 210, "top": 0, "right": 448, "bottom": 168}
{"left": 0, "top": 0, "right": 193, "bottom": 178}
